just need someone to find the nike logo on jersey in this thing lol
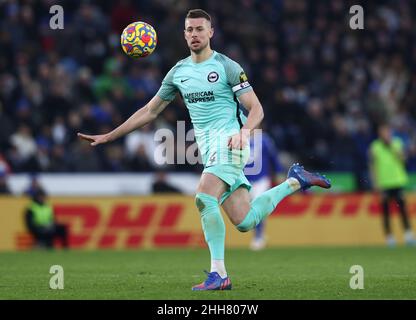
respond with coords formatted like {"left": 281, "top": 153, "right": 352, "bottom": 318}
{"left": 181, "top": 78, "right": 190, "bottom": 83}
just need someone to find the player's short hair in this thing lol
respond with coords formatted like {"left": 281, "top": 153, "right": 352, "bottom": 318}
{"left": 186, "top": 9, "right": 211, "bottom": 23}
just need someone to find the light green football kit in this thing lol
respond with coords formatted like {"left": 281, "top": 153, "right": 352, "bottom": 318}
{"left": 156, "top": 51, "right": 296, "bottom": 267}
{"left": 156, "top": 50, "right": 253, "bottom": 203}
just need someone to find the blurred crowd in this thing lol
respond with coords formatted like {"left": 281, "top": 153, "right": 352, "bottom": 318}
{"left": 1, "top": 0, "right": 416, "bottom": 191}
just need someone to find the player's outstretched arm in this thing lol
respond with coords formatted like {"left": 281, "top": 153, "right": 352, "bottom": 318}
{"left": 78, "top": 96, "right": 170, "bottom": 146}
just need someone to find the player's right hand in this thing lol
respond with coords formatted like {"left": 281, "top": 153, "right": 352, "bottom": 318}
{"left": 77, "top": 132, "right": 110, "bottom": 146}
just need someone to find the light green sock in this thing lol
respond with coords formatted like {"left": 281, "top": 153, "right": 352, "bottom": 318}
{"left": 195, "top": 192, "right": 225, "bottom": 260}
{"left": 236, "top": 179, "right": 299, "bottom": 232}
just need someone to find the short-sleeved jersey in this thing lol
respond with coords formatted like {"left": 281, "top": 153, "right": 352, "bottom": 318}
{"left": 156, "top": 51, "right": 253, "bottom": 165}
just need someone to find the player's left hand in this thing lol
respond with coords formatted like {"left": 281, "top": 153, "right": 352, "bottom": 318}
{"left": 228, "top": 129, "right": 250, "bottom": 150}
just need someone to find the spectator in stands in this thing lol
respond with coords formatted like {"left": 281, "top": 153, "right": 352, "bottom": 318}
{"left": 25, "top": 174, "right": 43, "bottom": 197}
{"left": 0, "top": 153, "right": 11, "bottom": 194}
{"left": 9, "top": 124, "right": 37, "bottom": 171}
{"left": 369, "top": 124, "right": 415, "bottom": 246}
{"left": 24, "top": 188, "right": 69, "bottom": 249}
{"left": 0, "top": 170, "right": 11, "bottom": 194}
{"left": 0, "top": 1, "right": 416, "bottom": 178}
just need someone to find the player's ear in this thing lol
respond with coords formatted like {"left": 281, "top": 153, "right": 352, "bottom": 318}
{"left": 184, "top": 20, "right": 188, "bottom": 39}
{"left": 209, "top": 27, "right": 214, "bottom": 39}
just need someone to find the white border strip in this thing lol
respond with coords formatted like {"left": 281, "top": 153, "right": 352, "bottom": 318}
{"left": 232, "top": 81, "right": 251, "bottom": 93}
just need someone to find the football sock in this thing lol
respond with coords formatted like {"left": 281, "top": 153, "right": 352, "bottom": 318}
{"left": 195, "top": 192, "right": 227, "bottom": 278}
{"left": 211, "top": 259, "right": 227, "bottom": 279}
{"left": 254, "top": 221, "right": 265, "bottom": 239}
{"left": 236, "top": 178, "right": 300, "bottom": 232}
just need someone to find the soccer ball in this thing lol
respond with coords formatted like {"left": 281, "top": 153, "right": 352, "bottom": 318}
{"left": 120, "top": 21, "right": 157, "bottom": 58}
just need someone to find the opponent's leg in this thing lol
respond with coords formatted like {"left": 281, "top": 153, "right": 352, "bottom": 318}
{"left": 249, "top": 178, "right": 270, "bottom": 250}
{"left": 251, "top": 222, "right": 266, "bottom": 250}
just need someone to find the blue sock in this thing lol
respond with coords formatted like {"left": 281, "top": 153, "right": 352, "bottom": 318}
{"left": 254, "top": 222, "right": 264, "bottom": 239}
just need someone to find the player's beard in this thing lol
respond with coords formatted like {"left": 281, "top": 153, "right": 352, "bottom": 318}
{"left": 190, "top": 40, "right": 208, "bottom": 54}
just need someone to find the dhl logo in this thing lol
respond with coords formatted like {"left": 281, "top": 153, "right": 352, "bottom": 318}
{"left": 53, "top": 203, "right": 206, "bottom": 249}
{"left": 11, "top": 193, "right": 416, "bottom": 250}
{"left": 271, "top": 193, "right": 416, "bottom": 217}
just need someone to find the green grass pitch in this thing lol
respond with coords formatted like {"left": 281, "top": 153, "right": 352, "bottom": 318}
{"left": 0, "top": 247, "right": 415, "bottom": 299}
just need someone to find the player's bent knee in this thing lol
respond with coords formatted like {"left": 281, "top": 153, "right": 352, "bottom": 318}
{"left": 195, "top": 192, "right": 218, "bottom": 215}
{"left": 236, "top": 225, "right": 250, "bottom": 233}
{"left": 235, "top": 219, "right": 254, "bottom": 233}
